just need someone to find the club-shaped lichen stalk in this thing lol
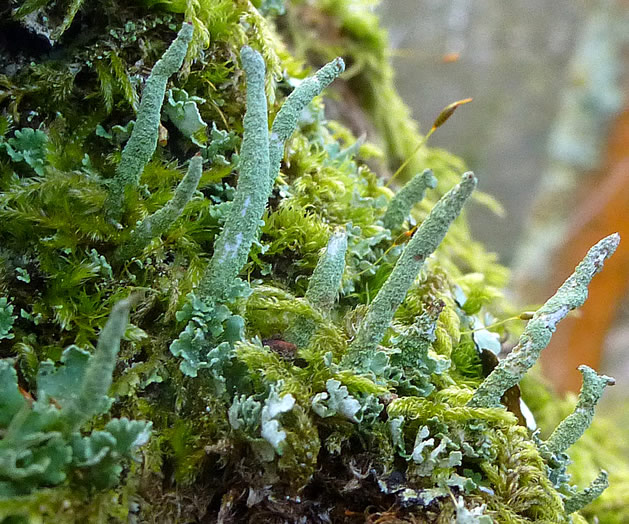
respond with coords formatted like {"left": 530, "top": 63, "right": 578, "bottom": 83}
{"left": 197, "top": 46, "right": 270, "bottom": 303}
{"left": 382, "top": 168, "right": 437, "bottom": 231}
{"left": 64, "top": 298, "right": 132, "bottom": 430}
{"left": 106, "top": 23, "right": 193, "bottom": 223}
{"left": 268, "top": 57, "right": 345, "bottom": 192}
{"left": 468, "top": 233, "right": 620, "bottom": 408}
{"left": 342, "top": 172, "right": 477, "bottom": 369}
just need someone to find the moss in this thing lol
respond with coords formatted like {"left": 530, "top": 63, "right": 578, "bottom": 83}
{"left": 0, "top": 0, "right": 624, "bottom": 522}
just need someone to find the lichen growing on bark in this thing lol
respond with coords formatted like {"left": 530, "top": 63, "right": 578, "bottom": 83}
{"left": 0, "top": 1, "right": 626, "bottom": 522}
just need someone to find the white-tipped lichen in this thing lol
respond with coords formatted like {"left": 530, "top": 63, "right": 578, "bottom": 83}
{"left": 342, "top": 172, "right": 477, "bottom": 369}
{"left": 106, "top": 23, "right": 194, "bottom": 222}
{"left": 468, "top": 233, "right": 620, "bottom": 409}
{"left": 382, "top": 169, "right": 437, "bottom": 231}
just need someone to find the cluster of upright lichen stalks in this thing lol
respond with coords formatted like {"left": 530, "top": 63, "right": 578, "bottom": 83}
{"left": 0, "top": 12, "right": 622, "bottom": 523}
{"left": 113, "top": 24, "right": 617, "bottom": 518}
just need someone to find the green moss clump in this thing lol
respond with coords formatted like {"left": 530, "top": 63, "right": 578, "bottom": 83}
{"left": 0, "top": 1, "right": 626, "bottom": 522}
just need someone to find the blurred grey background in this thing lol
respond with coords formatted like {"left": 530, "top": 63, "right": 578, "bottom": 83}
{"left": 378, "top": 0, "right": 629, "bottom": 396}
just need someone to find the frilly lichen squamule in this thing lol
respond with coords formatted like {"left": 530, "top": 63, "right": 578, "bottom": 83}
{"left": 0, "top": 2, "right": 625, "bottom": 522}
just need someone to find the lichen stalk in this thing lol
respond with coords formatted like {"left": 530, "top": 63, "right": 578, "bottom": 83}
{"left": 342, "top": 172, "right": 477, "bottom": 369}
{"left": 564, "top": 470, "right": 609, "bottom": 514}
{"left": 287, "top": 228, "right": 348, "bottom": 347}
{"left": 106, "top": 23, "right": 194, "bottom": 222}
{"left": 542, "top": 365, "right": 614, "bottom": 455}
{"left": 114, "top": 154, "right": 203, "bottom": 263}
{"left": 468, "top": 233, "right": 620, "bottom": 409}
{"left": 64, "top": 298, "right": 131, "bottom": 429}
{"left": 267, "top": 57, "right": 345, "bottom": 192}
{"left": 197, "top": 47, "right": 269, "bottom": 303}
{"left": 382, "top": 169, "right": 437, "bottom": 231}
{"left": 305, "top": 228, "right": 348, "bottom": 310}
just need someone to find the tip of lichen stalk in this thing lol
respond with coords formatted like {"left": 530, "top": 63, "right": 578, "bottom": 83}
{"left": 332, "top": 57, "right": 345, "bottom": 74}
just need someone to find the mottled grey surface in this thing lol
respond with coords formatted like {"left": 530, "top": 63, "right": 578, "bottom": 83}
{"left": 379, "top": 0, "right": 584, "bottom": 263}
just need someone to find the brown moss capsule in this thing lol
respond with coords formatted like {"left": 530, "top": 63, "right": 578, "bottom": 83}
{"left": 431, "top": 98, "right": 473, "bottom": 130}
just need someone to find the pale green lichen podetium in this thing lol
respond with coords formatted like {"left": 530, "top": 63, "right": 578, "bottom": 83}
{"left": 543, "top": 365, "right": 615, "bottom": 455}
{"left": 63, "top": 298, "right": 131, "bottom": 430}
{"left": 468, "top": 233, "right": 620, "bottom": 409}
{"left": 197, "top": 51, "right": 344, "bottom": 303}
{"left": 106, "top": 23, "right": 193, "bottom": 223}
{"left": 288, "top": 228, "right": 348, "bottom": 347}
{"left": 564, "top": 470, "right": 609, "bottom": 514}
{"left": 197, "top": 47, "right": 269, "bottom": 303}
{"left": 382, "top": 169, "right": 437, "bottom": 231}
{"left": 342, "top": 172, "right": 477, "bottom": 369}
{"left": 306, "top": 228, "right": 348, "bottom": 310}
{"left": 114, "top": 154, "right": 203, "bottom": 263}
{"left": 267, "top": 57, "right": 345, "bottom": 192}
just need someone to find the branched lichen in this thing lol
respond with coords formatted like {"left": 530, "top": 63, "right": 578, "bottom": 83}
{"left": 382, "top": 168, "right": 437, "bottom": 231}
{"left": 468, "top": 233, "right": 620, "bottom": 409}
{"left": 342, "top": 172, "right": 477, "bottom": 369}
{"left": 114, "top": 154, "right": 203, "bottom": 262}
{"left": 564, "top": 470, "right": 609, "bottom": 514}
{"left": 106, "top": 23, "right": 194, "bottom": 223}
{"left": 542, "top": 365, "right": 615, "bottom": 456}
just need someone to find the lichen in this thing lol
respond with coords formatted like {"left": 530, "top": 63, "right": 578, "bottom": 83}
{"left": 0, "top": 1, "right": 624, "bottom": 522}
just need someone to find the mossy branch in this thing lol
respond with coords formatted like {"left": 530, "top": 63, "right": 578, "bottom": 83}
{"left": 468, "top": 233, "right": 620, "bottom": 409}
{"left": 63, "top": 298, "right": 132, "bottom": 430}
{"left": 342, "top": 172, "right": 477, "bottom": 369}
{"left": 114, "top": 154, "right": 203, "bottom": 263}
{"left": 106, "top": 23, "right": 193, "bottom": 223}
{"left": 543, "top": 365, "right": 614, "bottom": 455}
{"left": 268, "top": 57, "right": 345, "bottom": 192}
{"left": 197, "top": 46, "right": 270, "bottom": 303}
{"left": 382, "top": 169, "right": 437, "bottom": 231}
{"left": 564, "top": 470, "right": 609, "bottom": 514}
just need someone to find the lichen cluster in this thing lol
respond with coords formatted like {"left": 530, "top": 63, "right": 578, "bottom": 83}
{"left": 0, "top": 1, "right": 625, "bottom": 522}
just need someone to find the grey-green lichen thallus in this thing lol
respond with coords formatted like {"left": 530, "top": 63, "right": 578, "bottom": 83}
{"left": 197, "top": 48, "right": 345, "bottom": 304}
{"left": 343, "top": 172, "right": 477, "bottom": 369}
{"left": 469, "top": 233, "right": 619, "bottom": 409}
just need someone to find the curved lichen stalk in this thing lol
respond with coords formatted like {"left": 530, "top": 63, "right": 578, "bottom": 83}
{"left": 196, "top": 46, "right": 270, "bottom": 304}
{"left": 106, "top": 23, "right": 194, "bottom": 223}
{"left": 197, "top": 50, "right": 344, "bottom": 304}
{"left": 268, "top": 57, "right": 345, "bottom": 192}
{"left": 114, "top": 154, "right": 203, "bottom": 263}
{"left": 63, "top": 298, "right": 132, "bottom": 430}
{"left": 468, "top": 233, "right": 620, "bottom": 409}
{"left": 564, "top": 470, "right": 609, "bottom": 514}
{"left": 342, "top": 172, "right": 477, "bottom": 369}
